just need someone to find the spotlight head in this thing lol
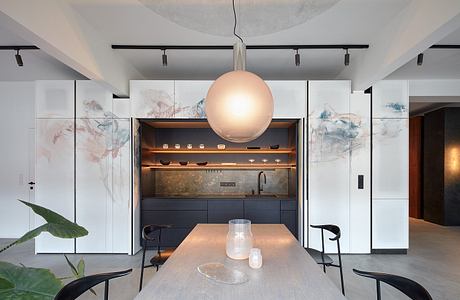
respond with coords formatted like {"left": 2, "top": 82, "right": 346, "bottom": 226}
{"left": 294, "top": 49, "right": 300, "bottom": 67}
{"left": 417, "top": 53, "right": 424, "bottom": 66}
{"left": 344, "top": 49, "right": 350, "bottom": 66}
{"left": 15, "top": 49, "right": 23, "bottom": 67}
{"left": 162, "top": 49, "right": 167, "bottom": 67}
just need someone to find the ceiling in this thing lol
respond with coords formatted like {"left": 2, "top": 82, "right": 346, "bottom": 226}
{"left": 0, "top": 25, "right": 85, "bottom": 81}
{"left": 66, "top": 0, "right": 411, "bottom": 80}
{"left": 387, "top": 26, "right": 460, "bottom": 80}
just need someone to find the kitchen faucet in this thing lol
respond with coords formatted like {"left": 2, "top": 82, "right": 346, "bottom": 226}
{"left": 258, "top": 171, "right": 266, "bottom": 195}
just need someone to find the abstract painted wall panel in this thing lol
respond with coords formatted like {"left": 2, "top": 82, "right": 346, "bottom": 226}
{"left": 372, "top": 80, "right": 409, "bottom": 119}
{"left": 130, "top": 80, "right": 175, "bottom": 118}
{"left": 308, "top": 81, "right": 352, "bottom": 253}
{"left": 372, "top": 119, "right": 409, "bottom": 199}
{"left": 36, "top": 81, "right": 75, "bottom": 119}
{"left": 266, "top": 81, "right": 306, "bottom": 118}
{"left": 349, "top": 92, "right": 371, "bottom": 253}
{"left": 76, "top": 81, "right": 113, "bottom": 118}
{"left": 174, "top": 81, "right": 211, "bottom": 118}
{"left": 75, "top": 117, "right": 131, "bottom": 253}
{"left": 35, "top": 119, "right": 75, "bottom": 253}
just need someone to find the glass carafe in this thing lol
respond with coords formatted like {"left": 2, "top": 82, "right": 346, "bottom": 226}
{"left": 226, "top": 219, "right": 253, "bottom": 260}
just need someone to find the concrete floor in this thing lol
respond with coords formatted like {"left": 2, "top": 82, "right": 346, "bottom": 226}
{"left": 1, "top": 218, "right": 459, "bottom": 299}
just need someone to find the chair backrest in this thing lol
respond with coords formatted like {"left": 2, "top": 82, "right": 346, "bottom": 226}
{"left": 311, "top": 224, "right": 341, "bottom": 241}
{"left": 142, "top": 224, "right": 171, "bottom": 253}
{"left": 353, "top": 269, "right": 433, "bottom": 300}
{"left": 54, "top": 269, "right": 132, "bottom": 300}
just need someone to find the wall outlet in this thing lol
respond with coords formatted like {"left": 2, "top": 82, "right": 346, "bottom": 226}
{"left": 220, "top": 181, "right": 236, "bottom": 187}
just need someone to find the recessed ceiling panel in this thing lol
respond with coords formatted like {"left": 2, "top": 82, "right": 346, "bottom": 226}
{"left": 140, "top": 0, "right": 341, "bottom": 37}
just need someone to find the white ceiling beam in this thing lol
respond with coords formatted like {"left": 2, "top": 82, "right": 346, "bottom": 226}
{"left": 339, "top": 0, "right": 460, "bottom": 91}
{"left": 0, "top": 0, "right": 143, "bottom": 96}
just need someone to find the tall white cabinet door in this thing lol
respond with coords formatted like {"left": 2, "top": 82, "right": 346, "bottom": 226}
{"left": 174, "top": 81, "right": 211, "bottom": 118}
{"left": 75, "top": 119, "right": 112, "bottom": 253}
{"left": 372, "top": 199, "right": 409, "bottom": 249}
{"left": 110, "top": 119, "right": 131, "bottom": 253}
{"left": 308, "top": 81, "right": 351, "bottom": 253}
{"left": 267, "top": 81, "right": 306, "bottom": 118}
{"left": 349, "top": 92, "right": 371, "bottom": 254}
{"left": 35, "top": 119, "right": 75, "bottom": 253}
{"left": 372, "top": 119, "right": 409, "bottom": 199}
{"left": 130, "top": 80, "right": 175, "bottom": 118}
{"left": 76, "top": 81, "right": 113, "bottom": 118}
{"left": 372, "top": 80, "right": 409, "bottom": 119}
{"left": 36, "top": 81, "right": 75, "bottom": 119}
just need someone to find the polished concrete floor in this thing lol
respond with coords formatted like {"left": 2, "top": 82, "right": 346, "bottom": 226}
{"left": 1, "top": 218, "right": 459, "bottom": 299}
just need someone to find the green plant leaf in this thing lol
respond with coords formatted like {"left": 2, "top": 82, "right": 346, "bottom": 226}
{"left": 0, "top": 261, "right": 63, "bottom": 300}
{"left": 0, "top": 201, "right": 88, "bottom": 253}
{"left": 63, "top": 256, "right": 96, "bottom": 296}
{"left": 77, "top": 259, "right": 85, "bottom": 278}
{"left": 64, "top": 255, "right": 79, "bottom": 278}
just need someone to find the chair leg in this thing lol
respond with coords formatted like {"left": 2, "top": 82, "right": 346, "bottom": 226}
{"left": 337, "top": 241, "right": 345, "bottom": 296}
{"left": 139, "top": 246, "right": 147, "bottom": 292}
{"left": 320, "top": 229, "right": 326, "bottom": 273}
{"left": 376, "top": 280, "right": 381, "bottom": 300}
{"left": 156, "top": 265, "right": 159, "bottom": 272}
{"left": 104, "top": 280, "right": 109, "bottom": 300}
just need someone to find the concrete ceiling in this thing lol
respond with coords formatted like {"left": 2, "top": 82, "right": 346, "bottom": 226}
{"left": 67, "top": 0, "right": 411, "bottom": 80}
{"left": 2, "top": 0, "right": 460, "bottom": 94}
{"left": 0, "top": 25, "right": 85, "bottom": 81}
{"left": 387, "top": 26, "right": 460, "bottom": 80}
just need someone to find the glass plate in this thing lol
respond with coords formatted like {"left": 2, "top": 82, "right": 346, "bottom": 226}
{"left": 197, "top": 263, "right": 249, "bottom": 285}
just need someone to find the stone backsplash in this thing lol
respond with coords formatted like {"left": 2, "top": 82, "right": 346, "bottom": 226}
{"left": 152, "top": 169, "right": 289, "bottom": 196}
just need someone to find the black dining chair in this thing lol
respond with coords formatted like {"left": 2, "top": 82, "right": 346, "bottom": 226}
{"left": 55, "top": 269, "right": 132, "bottom": 300}
{"left": 305, "top": 224, "right": 345, "bottom": 295}
{"left": 353, "top": 269, "right": 433, "bottom": 300}
{"left": 139, "top": 224, "right": 176, "bottom": 292}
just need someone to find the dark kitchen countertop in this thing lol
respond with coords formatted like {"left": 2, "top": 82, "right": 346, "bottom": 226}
{"left": 143, "top": 195, "right": 295, "bottom": 200}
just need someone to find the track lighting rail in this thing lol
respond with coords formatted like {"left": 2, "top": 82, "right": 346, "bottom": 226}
{"left": 0, "top": 46, "right": 39, "bottom": 50}
{"left": 112, "top": 44, "right": 369, "bottom": 50}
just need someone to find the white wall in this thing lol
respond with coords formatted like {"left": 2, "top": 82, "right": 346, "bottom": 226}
{"left": 0, "top": 81, "right": 35, "bottom": 238}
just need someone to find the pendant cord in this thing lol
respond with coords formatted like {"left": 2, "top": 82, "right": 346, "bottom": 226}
{"left": 232, "top": 0, "right": 244, "bottom": 44}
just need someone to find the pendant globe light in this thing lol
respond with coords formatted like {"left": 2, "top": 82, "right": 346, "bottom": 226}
{"left": 205, "top": 1, "right": 274, "bottom": 143}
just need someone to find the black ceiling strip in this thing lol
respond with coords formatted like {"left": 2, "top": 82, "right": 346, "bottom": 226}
{"left": 111, "top": 44, "right": 369, "bottom": 50}
{"left": 0, "top": 46, "right": 39, "bottom": 50}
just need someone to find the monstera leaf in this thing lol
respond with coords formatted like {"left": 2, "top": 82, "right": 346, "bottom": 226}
{"left": 0, "top": 261, "right": 63, "bottom": 300}
{"left": 0, "top": 201, "right": 88, "bottom": 253}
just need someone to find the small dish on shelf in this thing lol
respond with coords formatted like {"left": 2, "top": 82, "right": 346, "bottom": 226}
{"left": 217, "top": 144, "right": 226, "bottom": 150}
{"left": 270, "top": 144, "right": 280, "bottom": 149}
{"left": 196, "top": 161, "right": 208, "bottom": 166}
{"left": 160, "top": 160, "right": 170, "bottom": 165}
{"left": 179, "top": 161, "right": 189, "bottom": 166}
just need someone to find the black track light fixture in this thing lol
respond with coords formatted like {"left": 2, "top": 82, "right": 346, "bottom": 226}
{"left": 162, "top": 49, "right": 167, "bottom": 67}
{"left": 417, "top": 53, "right": 424, "bottom": 66}
{"left": 15, "top": 49, "right": 23, "bottom": 67}
{"left": 294, "top": 49, "right": 300, "bottom": 67}
{"left": 344, "top": 48, "right": 350, "bottom": 66}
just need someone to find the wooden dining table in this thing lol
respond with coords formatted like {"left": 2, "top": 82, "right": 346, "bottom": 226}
{"left": 135, "top": 224, "right": 346, "bottom": 300}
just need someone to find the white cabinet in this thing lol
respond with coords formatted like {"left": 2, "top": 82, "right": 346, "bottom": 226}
{"left": 372, "top": 119, "right": 409, "bottom": 199}
{"left": 35, "top": 118, "right": 75, "bottom": 253}
{"left": 372, "top": 80, "right": 409, "bottom": 119}
{"left": 76, "top": 81, "right": 113, "bottom": 118}
{"left": 267, "top": 81, "right": 306, "bottom": 118}
{"left": 130, "top": 80, "right": 175, "bottom": 118}
{"left": 174, "top": 81, "right": 211, "bottom": 118}
{"left": 372, "top": 199, "right": 409, "bottom": 249}
{"left": 372, "top": 80, "right": 409, "bottom": 251}
{"left": 36, "top": 81, "right": 74, "bottom": 119}
{"left": 308, "top": 81, "right": 371, "bottom": 254}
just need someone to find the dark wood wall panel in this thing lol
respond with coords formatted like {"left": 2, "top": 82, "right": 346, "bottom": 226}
{"left": 409, "top": 117, "right": 423, "bottom": 218}
{"left": 423, "top": 109, "right": 445, "bottom": 225}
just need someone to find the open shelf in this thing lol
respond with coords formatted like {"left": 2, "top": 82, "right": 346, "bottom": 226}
{"left": 144, "top": 148, "right": 295, "bottom": 154}
{"left": 143, "top": 163, "right": 296, "bottom": 170}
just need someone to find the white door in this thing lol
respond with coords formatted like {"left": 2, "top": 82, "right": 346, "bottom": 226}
{"left": 28, "top": 128, "right": 35, "bottom": 230}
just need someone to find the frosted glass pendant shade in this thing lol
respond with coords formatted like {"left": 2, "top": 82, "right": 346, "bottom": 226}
{"left": 205, "top": 70, "right": 274, "bottom": 143}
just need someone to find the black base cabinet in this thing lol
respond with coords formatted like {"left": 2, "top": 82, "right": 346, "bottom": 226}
{"left": 142, "top": 197, "right": 298, "bottom": 248}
